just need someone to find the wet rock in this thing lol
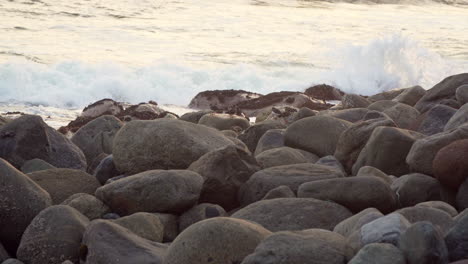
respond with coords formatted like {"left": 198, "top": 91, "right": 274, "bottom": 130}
{"left": 28, "top": 168, "right": 101, "bottom": 204}
{"left": 188, "top": 145, "right": 260, "bottom": 211}
{"left": 334, "top": 117, "right": 396, "bottom": 173}
{"left": 397, "top": 206, "right": 454, "bottom": 234}
{"left": 93, "top": 155, "right": 120, "bottom": 185}
{"left": 399, "top": 221, "right": 449, "bottom": 264}
{"left": 255, "top": 146, "right": 319, "bottom": 168}
{"left": 238, "top": 120, "right": 286, "bottom": 153}
{"left": 416, "top": 104, "right": 457, "bottom": 135}
{"left": 353, "top": 126, "right": 423, "bottom": 176}
{"left": 446, "top": 212, "right": 468, "bottom": 262}
{"left": 188, "top": 89, "right": 262, "bottom": 110}
{"left": 242, "top": 229, "right": 354, "bottom": 264}
{"left": 0, "top": 115, "right": 87, "bottom": 170}
{"left": 81, "top": 98, "right": 124, "bottom": 119}
{"left": 341, "top": 94, "right": 371, "bottom": 109}
{"left": 0, "top": 159, "right": 52, "bottom": 254}
{"left": 81, "top": 220, "right": 167, "bottom": 264}
{"left": 304, "top": 84, "right": 343, "bottom": 101}
{"left": 298, "top": 176, "right": 396, "bottom": 213}
{"left": 178, "top": 203, "right": 227, "bottom": 232}
{"left": 61, "top": 193, "right": 110, "bottom": 220}
{"left": 333, "top": 208, "right": 384, "bottom": 238}
{"left": 407, "top": 123, "right": 468, "bottom": 175}
{"left": 415, "top": 73, "right": 468, "bottom": 113}
{"left": 71, "top": 115, "right": 123, "bottom": 167}
{"left": 262, "top": 185, "right": 295, "bottom": 200}
{"left": 285, "top": 115, "right": 351, "bottom": 157}
{"left": 113, "top": 212, "right": 164, "bottom": 242}
{"left": 239, "top": 163, "right": 344, "bottom": 205}
{"left": 348, "top": 243, "right": 406, "bottom": 264}
{"left": 20, "top": 158, "right": 55, "bottom": 174}
{"left": 198, "top": 113, "right": 250, "bottom": 131}
{"left": 112, "top": 119, "right": 234, "bottom": 174}
{"left": 253, "top": 129, "right": 285, "bottom": 156}
{"left": 95, "top": 170, "right": 203, "bottom": 215}
{"left": 457, "top": 178, "right": 468, "bottom": 211}
{"left": 232, "top": 198, "right": 352, "bottom": 232}
{"left": 164, "top": 217, "right": 271, "bottom": 264}
{"left": 16, "top": 205, "right": 89, "bottom": 264}
{"left": 392, "top": 85, "right": 426, "bottom": 106}
{"left": 433, "top": 139, "right": 468, "bottom": 190}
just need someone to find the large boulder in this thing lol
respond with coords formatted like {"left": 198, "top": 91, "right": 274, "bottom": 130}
{"left": 71, "top": 115, "right": 123, "bottom": 168}
{"left": 417, "top": 201, "right": 458, "bottom": 217}
{"left": 433, "top": 139, "right": 468, "bottom": 190}
{"left": 399, "top": 221, "right": 449, "bottom": 264}
{"left": 368, "top": 89, "right": 405, "bottom": 101}
{"left": 239, "top": 163, "right": 344, "bottom": 205}
{"left": 407, "top": 123, "right": 468, "bottom": 175}
{"left": 298, "top": 176, "right": 396, "bottom": 213}
{"left": 241, "top": 229, "right": 354, "bottom": 264}
{"left": 255, "top": 146, "right": 318, "bottom": 169}
{"left": 367, "top": 100, "right": 398, "bottom": 112}
{"left": 415, "top": 73, "right": 468, "bottom": 113}
{"left": 456, "top": 85, "right": 468, "bottom": 105}
{"left": 179, "top": 110, "right": 212, "bottom": 124}
{"left": 333, "top": 208, "right": 384, "bottom": 238}
{"left": 164, "top": 217, "right": 271, "bottom": 264}
{"left": 61, "top": 193, "right": 110, "bottom": 220}
{"left": 188, "top": 90, "right": 262, "bottom": 110}
{"left": 353, "top": 126, "right": 423, "bottom": 176}
{"left": 0, "top": 115, "right": 86, "bottom": 170}
{"left": 285, "top": 116, "right": 351, "bottom": 157}
{"left": 349, "top": 243, "right": 406, "bottom": 264}
{"left": 0, "top": 159, "right": 52, "bottom": 254}
{"left": 446, "top": 212, "right": 468, "bottom": 261}
{"left": 188, "top": 145, "right": 260, "bottom": 211}
{"left": 20, "top": 159, "right": 55, "bottom": 174}
{"left": 318, "top": 108, "right": 370, "bottom": 123}
{"left": 458, "top": 178, "right": 468, "bottom": 211}
{"left": 262, "top": 185, "right": 296, "bottom": 200}
{"left": 334, "top": 117, "right": 396, "bottom": 173}
{"left": 16, "top": 205, "right": 89, "bottom": 264}
{"left": 341, "top": 94, "right": 371, "bottom": 109}
{"left": 198, "top": 113, "right": 250, "bottom": 131}
{"left": 95, "top": 170, "right": 203, "bottom": 215}
{"left": 112, "top": 119, "right": 234, "bottom": 174}
{"left": 397, "top": 206, "right": 455, "bottom": 234}
{"left": 238, "top": 121, "right": 286, "bottom": 153}
{"left": 232, "top": 198, "right": 352, "bottom": 232}
{"left": 392, "top": 85, "right": 426, "bottom": 106}
{"left": 445, "top": 103, "right": 468, "bottom": 131}
{"left": 391, "top": 173, "right": 451, "bottom": 208}
{"left": 178, "top": 203, "right": 227, "bottom": 232}
{"left": 381, "top": 103, "right": 420, "bottom": 129}
{"left": 81, "top": 220, "right": 167, "bottom": 264}
{"left": 81, "top": 98, "right": 124, "bottom": 118}
{"left": 415, "top": 104, "right": 457, "bottom": 135}
{"left": 304, "top": 84, "right": 343, "bottom": 101}
{"left": 152, "top": 213, "right": 179, "bottom": 242}
{"left": 356, "top": 166, "right": 393, "bottom": 185}
{"left": 27, "top": 168, "right": 101, "bottom": 204}
{"left": 93, "top": 154, "right": 120, "bottom": 185}
{"left": 253, "top": 129, "right": 285, "bottom": 156}
{"left": 113, "top": 212, "right": 164, "bottom": 242}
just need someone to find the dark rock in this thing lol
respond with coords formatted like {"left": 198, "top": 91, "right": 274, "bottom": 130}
{"left": 407, "top": 123, "right": 468, "bottom": 175}
{"left": 238, "top": 120, "right": 286, "bottom": 153}
{"left": 393, "top": 85, "right": 426, "bottom": 106}
{"left": 20, "top": 158, "right": 55, "bottom": 174}
{"left": 446, "top": 212, "right": 468, "bottom": 261}
{"left": 179, "top": 110, "right": 213, "bottom": 124}
{"left": 113, "top": 212, "right": 164, "bottom": 242}
{"left": 2, "top": 259, "right": 24, "bottom": 264}
{"left": 368, "top": 89, "right": 405, "bottom": 101}
{"left": 152, "top": 213, "right": 179, "bottom": 242}
{"left": 415, "top": 104, "right": 457, "bottom": 135}
{"left": 381, "top": 102, "right": 420, "bottom": 129}
{"left": 28, "top": 168, "right": 101, "bottom": 204}
{"left": 16, "top": 205, "right": 89, "bottom": 264}
{"left": 291, "top": 107, "right": 317, "bottom": 122}
{"left": 315, "top": 155, "right": 346, "bottom": 175}
{"left": 415, "top": 73, "right": 468, "bottom": 113}
{"left": 253, "top": 129, "right": 285, "bottom": 156}
{"left": 0, "top": 244, "right": 8, "bottom": 263}
{"left": 239, "top": 163, "right": 344, "bottom": 205}
{"left": 242, "top": 229, "right": 354, "bottom": 264}
{"left": 445, "top": 103, "right": 468, "bottom": 131}
{"left": 304, "top": 84, "right": 343, "bottom": 101}
{"left": 262, "top": 185, "right": 295, "bottom": 200}
{"left": 457, "top": 178, "right": 468, "bottom": 211}
{"left": 456, "top": 85, "right": 468, "bottom": 105}
{"left": 198, "top": 113, "right": 250, "bottom": 131}
{"left": 417, "top": 201, "right": 458, "bottom": 217}
{"left": 367, "top": 100, "right": 398, "bottom": 112}
{"left": 112, "top": 119, "right": 234, "bottom": 174}
{"left": 285, "top": 115, "right": 351, "bottom": 157}
{"left": 81, "top": 220, "right": 167, "bottom": 264}
{"left": 178, "top": 203, "right": 227, "bottom": 232}
{"left": 0, "top": 115, "right": 87, "bottom": 170}
{"left": 0, "top": 159, "right": 52, "bottom": 255}
{"left": 353, "top": 126, "right": 423, "bottom": 176}
{"left": 188, "top": 89, "right": 262, "bottom": 110}
{"left": 319, "top": 108, "right": 370, "bottom": 123}
{"left": 255, "top": 146, "right": 319, "bottom": 169}
{"left": 71, "top": 115, "right": 123, "bottom": 166}
{"left": 232, "top": 198, "right": 352, "bottom": 232}
{"left": 81, "top": 98, "right": 124, "bottom": 119}
{"left": 95, "top": 170, "right": 203, "bottom": 215}
{"left": 61, "top": 193, "right": 110, "bottom": 220}
{"left": 188, "top": 145, "right": 260, "bottom": 211}
{"left": 102, "top": 213, "right": 120, "bottom": 219}
{"left": 93, "top": 155, "right": 120, "bottom": 185}
{"left": 333, "top": 208, "right": 384, "bottom": 238}
{"left": 341, "top": 94, "right": 371, "bottom": 109}
{"left": 356, "top": 166, "right": 393, "bottom": 184}
{"left": 433, "top": 139, "right": 468, "bottom": 190}
{"left": 164, "top": 217, "right": 271, "bottom": 264}
{"left": 397, "top": 206, "right": 454, "bottom": 234}
{"left": 349, "top": 243, "right": 406, "bottom": 264}
{"left": 399, "top": 221, "right": 449, "bottom": 264}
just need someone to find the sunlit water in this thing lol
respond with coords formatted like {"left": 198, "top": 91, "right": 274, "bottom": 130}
{"left": 1, "top": 0, "right": 468, "bottom": 126}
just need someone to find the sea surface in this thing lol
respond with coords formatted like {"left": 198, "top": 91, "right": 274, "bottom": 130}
{"left": 1, "top": 0, "right": 468, "bottom": 126}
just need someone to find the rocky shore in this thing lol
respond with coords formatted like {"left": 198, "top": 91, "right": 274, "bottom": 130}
{"left": 1, "top": 73, "right": 468, "bottom": 264}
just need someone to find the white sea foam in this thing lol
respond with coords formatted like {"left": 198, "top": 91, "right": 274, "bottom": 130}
{"left": 0, "top": 35, "right": 466, "bottom": 111}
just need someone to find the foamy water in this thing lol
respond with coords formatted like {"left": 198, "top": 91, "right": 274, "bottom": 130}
{"left": 1, "top": 0, "right": 467, "bottom": 124}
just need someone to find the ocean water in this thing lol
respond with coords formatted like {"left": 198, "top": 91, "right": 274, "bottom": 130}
{"left": 1, "top": 0, "right": 468, "bottom": 126}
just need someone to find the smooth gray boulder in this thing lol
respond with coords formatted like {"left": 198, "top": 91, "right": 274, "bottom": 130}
{"left": 456, "top": 84, "right": 468, "bottom": 105}
{"left": 61, "top": 193, "right": 110, "bottom": 220}
{"left": 417, "top": 201, "right": 458, "bottom": 217}
{"left": 93, "top": 154, "right": 120, "bottom": 185}
{"left": 397, "top": 206, "right": 454, "bottom": 234}
{"left": 348, "top": 243, "right": 406, "bottom": 264}
{"left": 113, "top": 212, "right": 164, "bottom": 242}
{"left": 445, "top": 103, "right": 468, "bottom": 131}
{"left": 381, "top": 102, "right": 420, "bottom": 129}
{"left": 253, "top": 129, "right": 285, "bottom": 156}
{"left": 152, "top": 213, "right": 179, "bottom": 242}
{"left": 112, "top": 119, "right": 234, "bottom": 174}
{"left": 333, "top": 208, "right": 384, "bottom": 238}
{"left": 0, "top": 115, "right": 86, "bottom": 170}
{"left": 95, "top": 170, "right": 203, "bottom": 215}
{"left": 16, "top": 205, "right": 89, "bottom": 264}
{"left": 198, "top": 113, "right": 250, "bottom": 131}
{"left": 178, "top": 203, "right": 227, "bottom": 232}
{"left": 255, "top": 146, "right": 318, "bottom": 168}
{"left": 164, "top": 217, "right": 271, "bottom": 264}
{"left": 393, "top": 85, "right": 426, "bottom": 106}
{"left": 232, "top": 198, "right": 352, "bottom": 232}
{"left": 446, "top": 212, "right": 468, "bottom": 261}
{"left": 238, "top": 121, "right": 286, "bottom": 153}
{"left": 20, "top": 159, "right": 55, "bottom": 174}
{"left": 262, "top": 185, "right": 296, "bottom": 200}
{"left": 0, "top": 159, "right": 52, "bottom": 255}
{"left": 356, "top": 166, "right": 393, "bottom": 185}
{"left": 341, "top": 94, "right": 371, "bottom": 109}
{"left": 416, "top": 104, "right": 456, "bottom": 135}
